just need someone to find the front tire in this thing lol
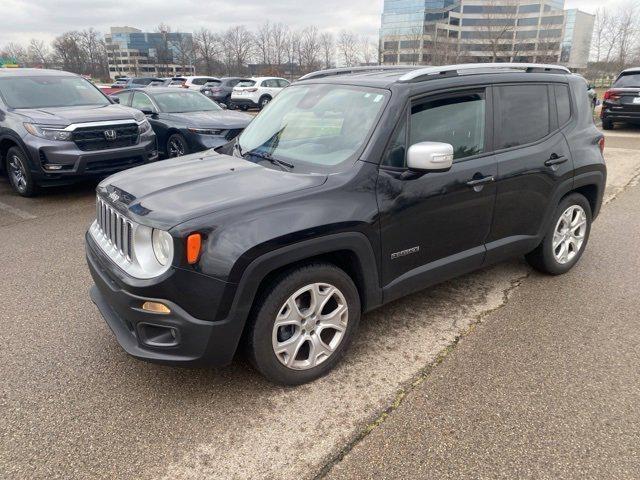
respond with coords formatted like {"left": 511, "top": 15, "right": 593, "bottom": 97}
{"left": 247, "top": 263, "right": 361, "bottom": 385}
{"left": 526, "top": 193, "right": 592, "bottom": 275}
{"left": 6, "top": 147, "right": 38, "bottom": 197}
{"left": 259, "top": 95, "right": 272, "bottom": 109}
{"left": 166, "top": 133, "right": 189, "bottom": 158}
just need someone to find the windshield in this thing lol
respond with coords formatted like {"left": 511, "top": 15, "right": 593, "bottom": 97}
{"left": 237, "top": 84, "right": 388, "bottom": 170}
{"left": 204, "top": 81, "right": 222, "bottom": 87}
{"left": 0, "top": 76, "right": 109, "bottom": 109}
{"left": 237, "top": 80, "right": 256, "bottom": 87}
{"left": 153, "top": 91, "right": 222, "bottom": 113}
{"left": 614, "top": 73, "right": 640, "bottom": 88}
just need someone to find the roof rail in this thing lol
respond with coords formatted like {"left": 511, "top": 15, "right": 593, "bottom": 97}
{"left": 298, "top": 65, "right": 416, "bottom": 81}
{"left": 398, "top": 63, "right": 571, "bottom": 83}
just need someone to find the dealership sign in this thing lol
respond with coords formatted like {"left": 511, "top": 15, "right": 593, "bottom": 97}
{"left": 0, "top": 57, "right": 20, "bottom": 68}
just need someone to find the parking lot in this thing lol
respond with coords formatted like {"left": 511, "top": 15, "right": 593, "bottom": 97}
{"left": 1, "top": 124, "right": 639, "bottom": 479}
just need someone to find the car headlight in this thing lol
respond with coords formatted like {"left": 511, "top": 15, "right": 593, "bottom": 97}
{"left": 151, "top": 229, "right": 174, "bottom": 266}
{"left": 187, "top": 127, "right": 223, "bottom": 135}
{"left": 138, "top": 119, "right": 152, "bottom": 134}
{"left": 23, "top": 123, "right": 73, "bottom": 141}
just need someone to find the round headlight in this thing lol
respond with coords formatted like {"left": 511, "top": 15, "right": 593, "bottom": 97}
{"left": 151, "top": 229, "right": 174, "bottom": 266}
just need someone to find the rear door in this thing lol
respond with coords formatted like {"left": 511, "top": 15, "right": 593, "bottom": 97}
{"left": 485, "top": 82, "right": 574, "bottom": 262}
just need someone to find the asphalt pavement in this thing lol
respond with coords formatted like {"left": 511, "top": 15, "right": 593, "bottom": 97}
{"left": 1, "top": 126, "right": 639, "bottom": 480}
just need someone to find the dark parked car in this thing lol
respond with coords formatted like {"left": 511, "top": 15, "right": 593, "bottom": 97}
{"left": 124, "top": 77, "right": 164, "bottom": 89}
{"left": 201, "top": 77, "right": 251, "bottom": 107}
{"left": 87, "top": 63, "right": 606, "bottom": 385}
{"left": 0, "top": 68, "right": 157, "bottom": 196}
{"left": 601, "top": 67, "right": 640, "bottom": 129}
{"left": 110, "top": 87, "right": 252, "bottom": 157}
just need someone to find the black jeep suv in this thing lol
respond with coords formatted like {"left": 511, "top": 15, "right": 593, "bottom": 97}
{"left": 86, "top": 63, "right": 606, "bottom": 385}
{"left": 0, "top": 69, "right": 157, "bottom": 196}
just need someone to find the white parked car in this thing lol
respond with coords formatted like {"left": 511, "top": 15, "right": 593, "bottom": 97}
{"left": 231, "top": 77, "right": 291, "bottom": 110}
{"left": 168, "top": 76, "right": 221, "bottom": 90}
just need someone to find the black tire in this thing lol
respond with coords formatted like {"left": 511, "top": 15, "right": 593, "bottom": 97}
{"left": 602, "top": 118, "right": 613, "bottom": 130}
{"left": 239, "top": 105, "right": 248, "bottom": 111}
{"left": 247, "top": 263, "right": 361, "bottom": 385}
{"left": 166, "top": 133, "right": 189, "bottom": 158}
{"left": 258, "top": 95, "right": 272, "bottom": 109}
{"left": 525, "top": 193, "right": 592, "bottom": 275}
{"left": 6, "top": 146, "right": 38, "bottom": 197}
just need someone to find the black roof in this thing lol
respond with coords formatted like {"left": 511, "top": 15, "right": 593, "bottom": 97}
{"left": 0, "top": 68, "right": 78, "bottom": 77}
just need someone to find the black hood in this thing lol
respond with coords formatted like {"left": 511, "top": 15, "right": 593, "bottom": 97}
{"left": 98, "top": 151, "right": 327, "bottom": 229}
{"left": 17, "top": 104, "right": 140, "bottom": 127}
{"left": 164, "top": 110, "right": 253, "bottom": 129}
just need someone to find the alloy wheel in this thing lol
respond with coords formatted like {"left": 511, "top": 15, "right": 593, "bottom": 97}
{"left": 168, "top": 138, "right": 185, "bottom": 157}
{"left": 8, "top": 155, "right": 28, "bottom": 193}
{"left": 272, "top": 283, "right": 348, "bottom": 370}
{"left": 553, "top": 205, "right": 587, "bottom": 264}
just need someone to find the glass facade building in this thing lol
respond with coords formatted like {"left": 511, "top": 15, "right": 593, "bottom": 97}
{"left": 380, "top": 0, "right": 594, "bottom": 70}
{"left": 105, "top": 27, "right": 195, "bottom": 79}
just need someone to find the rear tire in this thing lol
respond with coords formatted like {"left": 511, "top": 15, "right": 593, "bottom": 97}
{"left": 602, "top": 118, "right": 613, "bottom": 130}
{"left": 259, "top": 95, "right": 272, "bottom": 109}
{"left": 6, "top": 146, "right": 38, "bottom": 197}
{"left": 247, "top": 263, "right": 361, "bottom": 385}
{"left": 525, "top": 193, "right": 592, "bottom": 275}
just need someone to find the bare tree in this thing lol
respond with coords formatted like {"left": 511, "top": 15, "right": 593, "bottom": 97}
{"left": 474, "top": 0, "right": 518, "bottom": 62}
{"left": 319, "top": 32, "right": 334, "bottom": 69}
{"left": 172, "top": 33, "right": 195, "bottom": 74}
{"left": 154, "top": 23, "right": 174, "bottom": 76}
{"left": 220, "top": 25, "right": 254, "bottom": 75}
{"left": 359, "top": 36, "right": 378, "bottom": 65}
{"left": 52, "top": 32, "right": 86, "bottom": 74}
{"left": 28, "top": 39, "right": 51, "bottom": 67}
{"left": 270, "top": 23, "right": 290, "bottom": 70}
{"left": 337, "top": 30, "right": 360, "bottom": 67}
{"left": 299, "top": 26, "right": 320, "bottom": 72}
{"left": 1, "top": 42, "right": 27, "bottom": 63}
{"left": 193, "top": 28, "right": 221, "bottom": 75}
{"left": 255, "top": 21, "right": 272, "bottom": 68}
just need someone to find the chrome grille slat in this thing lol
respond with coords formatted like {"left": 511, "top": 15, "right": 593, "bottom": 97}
{"left": 95, "top": 197, "right": 132, "bottom": 261}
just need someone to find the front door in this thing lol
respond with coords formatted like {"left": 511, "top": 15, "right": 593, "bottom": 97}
{"left": 377, "top": 88, "right": 497, "bottom": 302}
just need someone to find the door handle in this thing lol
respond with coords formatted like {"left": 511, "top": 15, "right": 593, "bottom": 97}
{"left": 545, "top": 154, "right": 568, "bottom": 167}
{"left": 465, "top": 175, "right": 495, "bottom": 188}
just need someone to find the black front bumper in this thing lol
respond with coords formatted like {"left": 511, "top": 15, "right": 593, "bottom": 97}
{"left": 86, "top": 233, "right": 244, "bottom": 367}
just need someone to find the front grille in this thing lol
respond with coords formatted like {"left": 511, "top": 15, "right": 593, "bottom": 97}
{"left": 85, "top": 156, "right": 144, "bottom": 173}
{"left": 73, "top": 124, "right": 139, "bottom": 151}
{"left": 96, "top": 197, "right": 133, "bottom": 261}
{"left": 225, "top": 129, "right": 243, "bottom": 141}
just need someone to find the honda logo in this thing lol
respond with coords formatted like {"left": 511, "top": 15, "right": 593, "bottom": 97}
{"left": 104, "top": 129, "right": 117, "bottom": 140}
{"left": 108, "top": 191, "right": 120, "bottom": 203}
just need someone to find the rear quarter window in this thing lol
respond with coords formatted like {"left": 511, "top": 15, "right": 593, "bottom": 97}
{"left": 495, "top": 84, "right": 550, "bottom": 149}
{"left": 555, "top": 84, "right": 571, "bottom": 126}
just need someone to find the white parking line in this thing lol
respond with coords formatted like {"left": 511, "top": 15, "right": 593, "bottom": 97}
{"left": 0, "top": 201, "right": 37, "bottom": 220}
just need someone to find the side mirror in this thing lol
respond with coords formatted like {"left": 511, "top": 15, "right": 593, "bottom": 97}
{"left": 140, "top": 107, "right": 156, "bottom": 116}
{"left": 110, "top": 96, "right": 120, "bottom": 104}
{"left": 407, "top": 142, "right": 454, "bottom": 172}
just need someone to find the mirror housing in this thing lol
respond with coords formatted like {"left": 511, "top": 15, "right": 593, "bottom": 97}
{"left": 140, "top": 107, "right": 156, "bottom": 116}
{"left": 109, "top": 96, "right": 120, "bottom": 104}
{"left": 407, "top": 141, "right": 454, "bottom": 172}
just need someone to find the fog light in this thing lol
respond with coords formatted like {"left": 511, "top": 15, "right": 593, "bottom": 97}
{"left": 43, "top": 164, "right": 63, "bottom": 171}
{"left": 142, "top": 301, "right": 171, "bottom": 314}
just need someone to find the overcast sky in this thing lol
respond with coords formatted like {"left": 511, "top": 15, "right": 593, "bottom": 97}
{"left": 0, "top": 0, "right": 617, "bottom": 46}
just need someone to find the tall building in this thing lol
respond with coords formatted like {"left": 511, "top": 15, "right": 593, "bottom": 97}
{"left": 105, "top": 26, "right": 196, "bottom": 79}
{"left": 380, "top": 0, "right": 594, "bottom": 70}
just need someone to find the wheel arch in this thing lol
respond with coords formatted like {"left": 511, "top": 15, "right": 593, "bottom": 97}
{"left": 0, "top": 135, "right": 26, "bottom": 173}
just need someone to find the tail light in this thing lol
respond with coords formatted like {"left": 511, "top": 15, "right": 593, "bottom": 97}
{"left": 603, "top": 89, "right": 621, "bottom": 101}
{"left": 598, "top": 136, "right": 605, "bottom": 154}
{"left": 245, "top": 88, "right": 258, "bottom": 93}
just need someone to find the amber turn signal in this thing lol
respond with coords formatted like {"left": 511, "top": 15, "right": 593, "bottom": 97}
{"left": 141, "top": 301, "right": 171, "bottom": 314}
{"left": 186, "top": 233, "right": 202, "bottom": 265}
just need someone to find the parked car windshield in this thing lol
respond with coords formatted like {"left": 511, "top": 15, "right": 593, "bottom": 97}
{"left": 614, "top": 73, "right": 640, "bottom": 87}
{"left": 237, "top": 84, "right": 388, "bottom": 171}
{"left": 0, "top": 76, "right": 109, "bottom": 109}
{"left": 237, "top": 80, "right": 256, "bottom": 87}
{"left": 153, "top": 91, "right": 222, "bottom": 113}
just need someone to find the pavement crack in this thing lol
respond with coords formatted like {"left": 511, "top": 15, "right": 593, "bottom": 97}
{"left": 313, "top": 270, "right": 531, "bottom": 480}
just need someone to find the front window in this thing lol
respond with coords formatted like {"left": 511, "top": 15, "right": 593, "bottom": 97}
{"left": 237, "top": 84, "right": 389, "bottom": 171}
{"left": 0, "top": 76, "right": 109, "bottom": 109}
{"left": 153, "top": 91, "right": 222, "bottom": 113}
{"left": 614, "top": 73, "right": 640, "bottom": 88}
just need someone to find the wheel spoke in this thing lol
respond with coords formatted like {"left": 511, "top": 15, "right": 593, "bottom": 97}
{"left": 318, "top": 304, "right": 347, "bottom": 332}
{"left": 274, "top": 333, "right": 306, "bottom": 366}
{"left": 275, "top": 297, "right": 304, "bottom": 328}
{"left": 309, "top": 334, "right": 333, "bottom": 363}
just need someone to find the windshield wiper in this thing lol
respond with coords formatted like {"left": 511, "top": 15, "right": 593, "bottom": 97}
{"left": 243, "top": 149, "right": 294, "bottom": 171}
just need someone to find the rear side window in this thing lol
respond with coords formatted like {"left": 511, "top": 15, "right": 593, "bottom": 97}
{"left": 410, "top": 90, "right": 486, "bottom": 161}
{"left": 495, "top": 84, "right": 550, "bottom": 149}
{"left": 555, "top": 84, "right": 571, "bottom": 125}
